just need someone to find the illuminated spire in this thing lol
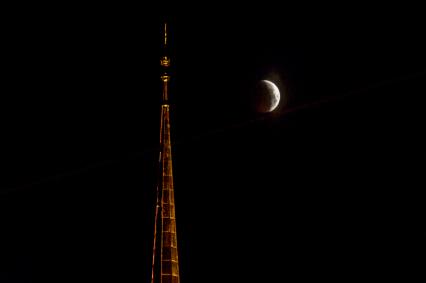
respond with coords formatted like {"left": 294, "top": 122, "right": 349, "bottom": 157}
{"left": 151, "top": 21, "right": 180, "bottom": 283}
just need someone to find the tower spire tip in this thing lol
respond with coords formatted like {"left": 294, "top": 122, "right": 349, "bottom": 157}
{"left": 164, "top": 22, "right": 167, "bottom": 47}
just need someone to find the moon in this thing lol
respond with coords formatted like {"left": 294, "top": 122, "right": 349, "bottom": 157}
{"left": 254, "top": 80, "right": 281, "bottom": 113}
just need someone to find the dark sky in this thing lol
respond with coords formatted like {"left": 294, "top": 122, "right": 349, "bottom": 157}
{"left": 1, "top": 3, "right": 425, "bottom": 283}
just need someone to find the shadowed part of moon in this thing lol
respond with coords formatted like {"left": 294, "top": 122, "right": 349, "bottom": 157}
{"left": 254, "top": 80, "right": 281, "bottom": 113}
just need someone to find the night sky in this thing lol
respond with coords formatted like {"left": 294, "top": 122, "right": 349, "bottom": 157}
{"left": 1, "top": 4, "right": 425, "bottom": 282}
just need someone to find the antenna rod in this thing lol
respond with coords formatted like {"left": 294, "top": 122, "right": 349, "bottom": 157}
{"left": 164, "top": 22, "right": 167, "bottom": 47}
{"left": 160, "top": 22, "right": 170, "bottom": 102}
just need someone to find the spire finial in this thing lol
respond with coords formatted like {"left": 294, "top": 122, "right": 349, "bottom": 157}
{"left": 160, "top": 22, "right": 170, "bottom": 68}
{"left": 164, "top": 22, "right": 167, "bottom": 47}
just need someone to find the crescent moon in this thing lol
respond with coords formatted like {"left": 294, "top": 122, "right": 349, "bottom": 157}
{"left": 262, "top": 80, "right": 280, "bottom": 112}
